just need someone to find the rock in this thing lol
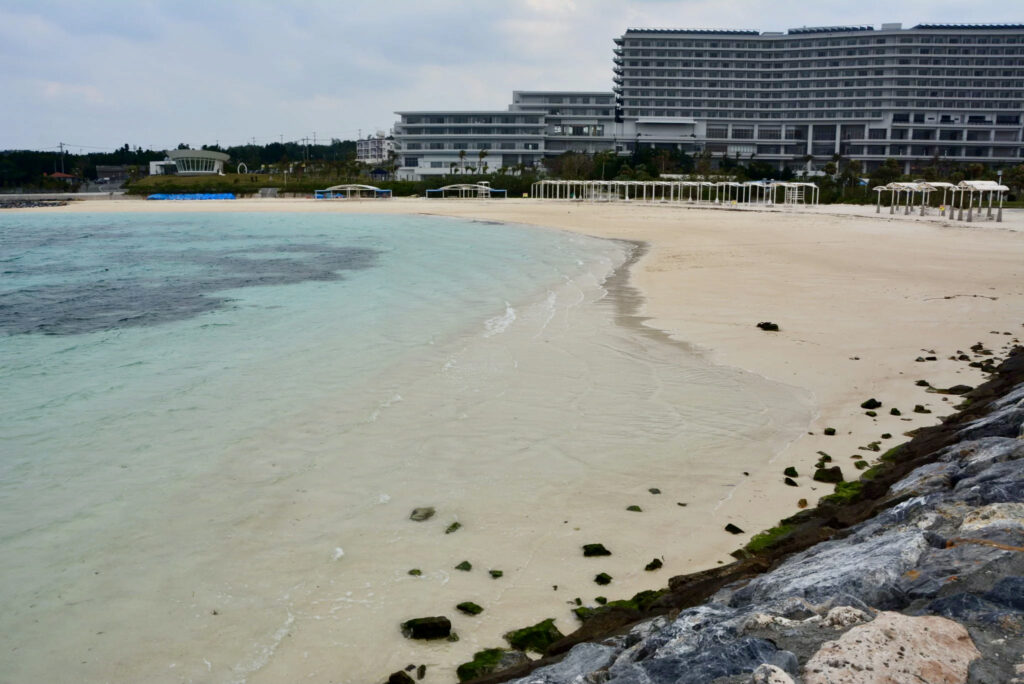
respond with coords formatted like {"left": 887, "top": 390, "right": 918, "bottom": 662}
{"left": 626, "top": 505, "right": 643, "bottom": 512}
{"left": 958, "top": 502, "right": 1024, "bottom": 533}
{"left": 865, "top": 410, "right": 877, "bottom": 417}
{"left": 823, "top": 427, "right": 836, "bottom": 436}
{"left": 645, "top": 558, "right": 663, "bottom": 571}
{"left": 803, "top": 612, "right": 980, "bottom": 684}
{"left": 388, "top": 670, "right": 415, "bottom": 684}
{"left": 416, "top": 664, "right": 426, "bottom": 680}
{"left": 407, "top": 568, "right": 422, "bottom": 576}
{"left": 594, "top": 572, "right": 613, "bottom": 585}
{"left": 860, "top": 398, "right": 882, "bottom": 409}
{"left": 757, "top": 321, "right": 780, "bottom": 331}
{"left": 783, "top": 467, "right": 798, "bottom": 477}
{"left": 914, "top": 404, "right": 932, "bottom": 414}
{"left": 409, "top": 507, "right": 435, "bottom": 522}
{"left": 891, "top": 407, "right": 902, "bottom": 416}
{"left": 456, "top": 601, "right": 483, "bottom": 616}
{"left": 445, "top": 521, "right": 462, "bottom": 534}
{"left": 725, "top": 523, "right": 745, "bottom": 534}
{"left": 797, "top": 498, "right": 808, "bottom": 508}
{"left": 401, "top": 616, "right": 451, "bottom": 640}
{"left": 504, "top": 618, "right": 565, "bottom": 654}
{"left": 456, "top": 648, "right": 530, "bottom": 682}
{"left": 513, "top": 643, "right": 617, "bottom": 683}
{"left": 489, "top": 569, "right": 504, "bottom": 579}
{"left": 751, "top": 664, "right": 796, "bottom": 684}
{"left": 916, "top": 379, "right": 931, "bottom": 386}
{"left": 822, "top": 606, "right": 870, "bottom": 628}
{"left": 649, "top": 487, "right": 662, "bottom": 494}
{"left": 812, "top": 466, "right": 843, "bottom": 483}
{"left": 945, "top": 384, "right": 975, "bottom": 395}
{"left": 583, "top": 543, "right": 611, "bottom": 557}
{"left": 784, "top": 477, "right": 799, "bottom": 487}
{"left": 454, "top": 560, "right": 472, "bottom": 571}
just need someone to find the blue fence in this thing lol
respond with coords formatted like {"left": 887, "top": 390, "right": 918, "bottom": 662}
{"left": 146, "top": 193, "right": 236, "bottom": 200}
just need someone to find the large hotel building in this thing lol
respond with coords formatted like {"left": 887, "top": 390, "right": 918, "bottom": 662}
{"left": 394, "top": 22, "right": 1024, "bottom": 179}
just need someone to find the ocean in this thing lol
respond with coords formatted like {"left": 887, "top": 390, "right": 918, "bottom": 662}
{"left": 0, "top": 211, "right": 810, "bottom": 683}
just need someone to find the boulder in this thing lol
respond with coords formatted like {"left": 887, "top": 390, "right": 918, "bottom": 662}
{"left": 751, "top": 664, "right": 796, "bottom": 684}
{"left": 725, "top": 523, "right": 745, "bottom": 534}
{"left": 594, "top": 572, "right": 613, "bottom": 585}
{"left": 860, "top": 398, "right": 882, "bottom": 409}
{"left": 757, "top": 321, "right": 780, "bottom": 331}
{"left": 401, "top": 616, "right": 451, "bottom": 640}
{"left": 783, "top": 467, "right": 798, "bottom": 478}
{"left": 388, "top": 670, "right": 415, "bottom": 684}
{"left": 645, "top": 558, "right": 663, "bottom": 571}
{"left": 454, "top": 560, "right": 472, "bottom": 571}
{"left": 456, "top": 601, "right": 483, "bottom": 616}
{"left": 812, "top": 466, "right": 843, "bottom": 483}
{"left": 823, "top": 428, "right": 836, "bottom": 436}
{"left": 803, "top": 612, "right": 980, "bottom": 684}
{"left": 504, "top": 618, "right": 565, "bottom": 654}
{"left": 409, "top": 507, "right": 435, "bottom": 522}
{"left": 583, "top": 543, "right": 611, "bottom": 557}
{"left": 456, "top": 648, "right": 530, "bottom": 682}
{"left": 784, "top": 477, "right": 798, "bottom": 487}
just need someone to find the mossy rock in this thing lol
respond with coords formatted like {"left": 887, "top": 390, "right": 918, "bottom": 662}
{"left": 456, "top": 649, "right": 529, "bottom": 682}
{"left": 865, "top": 410, "right": 877, "bottom": 417}
{"left": 890, "top": 407, "right": 902, "bottom": 416}
{"left": 854, "top": 460, "right": 869, "bottom": 470}
{"left": 725, "top": 523, "right": 745, "bottom": 534}
{"left": 744, "top": 524, "right": 795, "bottom": 553}
{"left": 645, "top": 558, "right": 663, "bottom": 571}
{"left": 881, "top": 433, "right": 892, "bottom": 439}
{"left": 913, "top": 404, "right": 932, "bottom": 414}
{"left": 821, "top": 480, "right": 865, "bottom": 505}
{"left": 784, "top": 477, "right": 798, "bottom": 487}
{"left": 401, "top": 616, "right": 452, "bottom": 640}
{"left": 582, "top": 543, "right": 611, "bottom": 557}
{"left": 389, "top": 670, "right": 416, "bottom": 684}
{"left": 594, "top": 572, "right": 613, "bottom": 585}
{"left": 456, "top": 601, "right": 483, "bottom": 616}
{"left": 813, "top": 466, "right": 844, "bottom": 483}
{"left": 503, "top": 618, "right": 564, "bottom": 654}
{"left": 823, "top": 427, "right": 837, "bottom": 436}
{"left": 408, "top": 568, "right": 422, "bottom": 576}
{"left": 860, "top": 398, "right": 882, "bottom": 409}
{"left": 648, "top": 488, "right": 661, "bottom": 494}
{"left": 783, "top": 466, "right": 798, "bottom": 477}
{"left": 445, "top": 522, "right": 462, "bottom": 534}
{"left": 880, "top": 442, "right": 908, "bottom": 462}
{"left": 454, "top": 560, "right": 472, "bottom": 571}
{"left": 595, "top": 596, "right": 607, "bottom": 605}
{"left": 860, "top": 464, "right": 887, "bottom": 481}
{"left": 626, "top": 505, "right": 643, "bottom": 512}
{"left": 573, "top": 589, "right": 667, "bottom": 622}
{"left": 489, "top": 569, "right": 503, "bottom": 579}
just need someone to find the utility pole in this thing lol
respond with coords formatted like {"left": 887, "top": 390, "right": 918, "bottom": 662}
{"left": 58, "top": 142, "right": 65, "bottom": 173}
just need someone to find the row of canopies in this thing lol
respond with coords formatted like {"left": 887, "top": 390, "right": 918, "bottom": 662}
{"left": 530, "top": 179, "right": 819, "bottom": 206}
{"left": 425, "top": 183, "right": 507, "bottom": 199}
{"left": 873, "top": 180, "right": 1008, "bottom": 222}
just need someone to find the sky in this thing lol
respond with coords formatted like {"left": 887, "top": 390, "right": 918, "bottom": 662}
{"left": 0, "top": 0, "right": 1018, "bottom": 153}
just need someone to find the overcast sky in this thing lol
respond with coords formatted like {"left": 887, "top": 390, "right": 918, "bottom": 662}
{"left": 0, "top": 0, "right": 1017, "bottom": 153}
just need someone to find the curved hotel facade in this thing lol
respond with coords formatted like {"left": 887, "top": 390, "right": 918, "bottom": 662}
{"left": 394, "top": 22, "right": 1024, "bottom": 178}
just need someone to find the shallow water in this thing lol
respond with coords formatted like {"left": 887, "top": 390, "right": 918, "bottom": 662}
{"left": 0, "top": 212, "right": 811, "bottom": 684}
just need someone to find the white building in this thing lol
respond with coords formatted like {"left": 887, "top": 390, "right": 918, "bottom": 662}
{"left": 356, "top": 133, "right": 395, "bottom": 166}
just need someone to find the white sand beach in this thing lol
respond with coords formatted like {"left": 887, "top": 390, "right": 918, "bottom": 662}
{"left": 12, "top": 197, "right": 1024, "bottom": 683}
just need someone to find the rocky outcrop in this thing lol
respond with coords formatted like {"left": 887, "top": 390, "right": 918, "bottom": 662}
{"left": 465, "top": 348, "right": 1024, "bottom": 684}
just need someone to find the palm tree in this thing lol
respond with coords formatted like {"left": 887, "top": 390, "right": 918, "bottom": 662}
{"left": 458, "top": 150, "right": 467, "bottom": 173}
{"left": 478, "top": 149, "right": 488, "bottom": 173}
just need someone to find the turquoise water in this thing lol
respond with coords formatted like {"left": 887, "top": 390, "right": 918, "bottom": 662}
{"left": 0, "top": 211, "right": 810, "bottom": 684}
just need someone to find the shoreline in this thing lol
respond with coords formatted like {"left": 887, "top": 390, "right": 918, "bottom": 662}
{"left": 6, "top": 199, "right": 1023, "bottom": 682}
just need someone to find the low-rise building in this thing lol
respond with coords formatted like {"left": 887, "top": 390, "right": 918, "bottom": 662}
{"left": 356, "top": 133, "right": 395, "bottom": 165}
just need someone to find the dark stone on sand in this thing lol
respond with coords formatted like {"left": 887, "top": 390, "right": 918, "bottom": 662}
{"left": 783, "top": 466, "right": 798, "bottom": 477}
{"left": 408, "top": 568, "right": 422, "bottom": 576}
{"left": 915, "top": 379, "right": 931, "bottom": 386}
{"left": 645, "top": 558, "right": 663, "bottom": 571}
{"left": 860, "top": 398, "right": 882, "bottom": 409}
{"left": 389, "top": 670, "right": 415, "bottom": 684}
{"left": 756, "top": 321, "right": 780, "bottom": 331}
{"left": 725, "top": 523, "right": 745, "bottom": 535}
{"left": 409, "top": 507, "right": 435, "bottom": 522}
{"left": 648, "top": 488, "right": 661, "bottom": 494}
{"left": 823, "top": 427, "right": 836, "bottom": 436}
{"left": 457, "top": 601, "right": 483, "bottom": 616}
{"left": 417, "top": 664, "right": 426, "bottom": 680}
{"left": 455, "top": 560, "right": 472, "bottom": 571}
{"left": 594, "top": 573, "right": 613, "bottom": 585}
{"left": 881, "top": 432, "right": 892, "bottom": 439}
{"left": 401, "top": 616, "right": 451, "bottom": 640}
{"left": 489, "top": 569, "right": 503, "bottom": 579}
{"left": 595, "top": 596, "right": 607, "bottom": 604}
{"left": 945, "top": 384, "right": 974, "bottom": 395}
{"left": 626, "top": 505, "right": 643, "bottom": 512}
{"left": 914, "top": 404, "right": 932, "bottom": 414}
{"left": 505, "top": 618, "right": 565, "bottom": 654}
{"left": 812, "top": 465, "right": 844, "bottom": 483}
{"left": 583, "top": 544, "right": 611, "bottom": 557}
{"left": 797, "top": 498, "right": 808, "bottom": 508}
{"left": 784, "top": 477, "right": 798, "bottom": 487}
{"left": 865, "top": 410, "right": 877, "bottom": 417}
{"left": 445, "top": 522, "right": 462, "bottom": 534}
{"left": 890, "top": 407, "right": 902, "bottom": 416}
